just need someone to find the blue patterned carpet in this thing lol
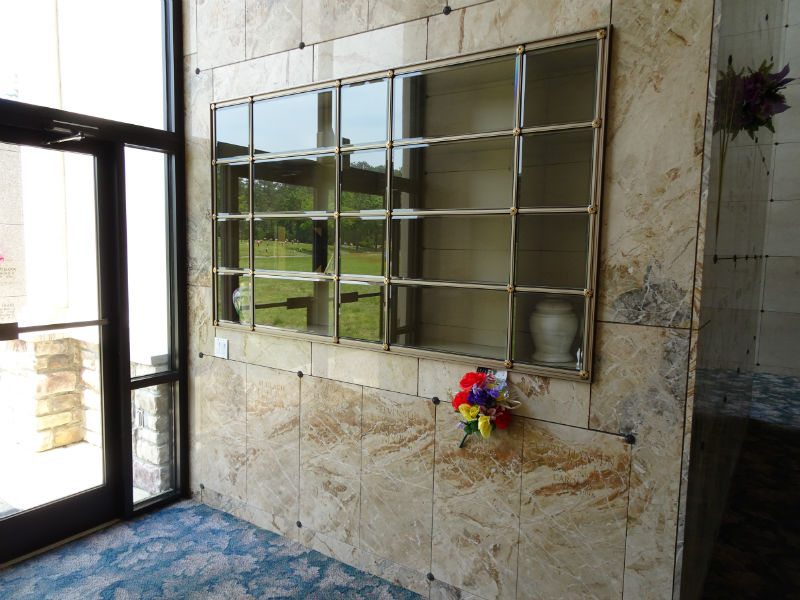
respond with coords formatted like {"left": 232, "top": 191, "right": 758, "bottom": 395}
{"left": 0, "top": 501, "right": 422, "bottom": 599}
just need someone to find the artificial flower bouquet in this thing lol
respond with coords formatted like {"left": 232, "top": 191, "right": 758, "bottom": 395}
{"left": 451, "top": 369, "right": 518, "bottom": 448}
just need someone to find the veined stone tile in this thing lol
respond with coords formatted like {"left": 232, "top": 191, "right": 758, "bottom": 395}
{"left": 246, "top": 0, "right": 301, "bottom": 58}
{"left": 199, "top": 486, "right": 298, "bottom": 541}
{"left": 360, "top": 473, "right": 432, "bottom": 573}
{"left": 183, "top": 0, "right": 197, "bottom": 56}
{"left": 197, "top": 0, "right": 245, "bottom": 70}
{"left": 418, "top": 358, "right": 590, "bottom": 428}
{"left": 589, "top": 322, "right": 690, "bottom": 599}
{"left": 196, "top": 356, "right": 246, "bottom": 439}
{"left": 311, "top": 343, "right": 418, "bottom": 396}
{"left": 246, "top": 442, "right": 299, "bottom": 524}
{"left": 196, "top": 432, "right": 247, "bottom": 500}
{"left": 598, "top": 0, "right": 713, "bottom": 328}
{"left": 313, "top": 20, "right": 427, "bottom": 81}
{"left": 188, "top": 285, "right": 213, "bottom": 357}
{"left": 212, "top": 48, "right": 313, "bottom": 101}
{"left": 185, "top": 54, "right": 213, "bottom": 287}
{"left": 301, "top": 0, "right": 368, "bottom": 45}
{"left": 519, "top": 420, "right": 630, "bottom": 599}
{"left": 246, "top": 363, "right": 301, "bottom": 445}
{"left": 359, "top": 552, "right": 430, "bottom": 597}
{"left": 430, "top": 579, "right": 484, "bottom": 600}
{"left": 361, "top": 387, "right": 435, "bottom": 487}
{"left": 427, "top": 0, "right": 610, "bottom": 60}
{"left": 367, "top": 0, "right": 485, "bottom": 31}
{"left": 299, "top": 376, "right": 362, "bottom": 546}
{"left": 221, "top": 329, "right": 312, "bottom": 373}
{"left": 432, "top": 407, "right": 523, "bottom": 600}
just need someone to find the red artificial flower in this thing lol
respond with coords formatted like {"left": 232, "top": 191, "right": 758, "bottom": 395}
{"left": 494, "top": 409, "right": 511, "bottom": 429}
{"left": 451, "top": 390, "right": 470, "bottom": 411}
{"left": 459, "top": 371, "right": 486, "bottom": 390}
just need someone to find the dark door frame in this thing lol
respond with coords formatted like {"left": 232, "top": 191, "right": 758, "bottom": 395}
{"left": 0, "top": 0, "right": 187, "bottom": 564}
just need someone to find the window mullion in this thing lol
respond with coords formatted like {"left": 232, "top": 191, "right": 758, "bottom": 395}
{"left": 334, "top": 83, "right": 342, "bottom": 343}
{"left": 384, "top": 71, "right": 394, "bottom": 351}
{"left": 248, "top": 98, "right": 255, "bottom": 330}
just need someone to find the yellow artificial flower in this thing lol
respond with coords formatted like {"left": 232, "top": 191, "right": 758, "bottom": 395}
{"left": 478, "top": 415, "right": 492, "bottom": 438}
{"left": 459, "top": 404, "right": 480, "bottom": 421}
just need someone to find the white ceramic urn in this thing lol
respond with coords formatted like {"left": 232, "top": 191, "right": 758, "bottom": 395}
{"left": 530, "top": 299, "right": 578, "bottom": 363}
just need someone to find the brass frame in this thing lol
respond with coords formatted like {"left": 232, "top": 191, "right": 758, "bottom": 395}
{"left": 210, "top": 27, "right": 610, "bottom": 382}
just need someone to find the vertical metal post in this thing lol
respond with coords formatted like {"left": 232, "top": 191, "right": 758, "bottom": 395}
{"left": 248, "top": 98, "right": 255, "bottom": 329}
{"left": 333, "top": 82, "right": 342, "bottom": 341}
{"left": 384, "top": 72, "right": 394, "bottom": 350}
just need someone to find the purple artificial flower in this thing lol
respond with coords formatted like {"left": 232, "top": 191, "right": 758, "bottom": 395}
{"left": 468, "top": 385, "right": 496, "bottom": 408}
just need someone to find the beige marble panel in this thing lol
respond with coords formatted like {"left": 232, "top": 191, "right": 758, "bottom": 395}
{"left": 212, "top": 48, "right": 313, "bottom": 101}
{"left": 301, "top": 0, "right": 368, "bottom": 45}
{"left": 200, "top": 486, "right": 299, "bottom": 541}
{"left": 195, "top": 428, "right": 247, "bottom": 500}
{"left": 221, "top": 329, "right": 312, "bottom": 375}
{"left": 183, "top": 0, "right": 197, "bottom": 56}
{"left": 299, "top": 376, "right": 362, "bottom": 545}
{"left": 184, "top": 54, "right": 212, "bottom": 287}
{"left": 519, "top": 420, "right": 630, "bottom": 599}
{"left": 245, "top": 364, "right": 300, "bottom": 522}
{"left": 432, "top": 406, "right": 523, "bottom": 600}
{"left": 188, "top": 285, "right": 213, "bottom": 357}
{"left": 313, "top": 20, "right": 427, "bottom": 80}
{"left": 311, "top": 343, "right": 418, "bottom": 396}
{"left": 589, "top": 322, "right": 690, "bottom": 599}
{"left": 197, "top": 0, "right": 246, "bottom": 70}
{"left": 367, "top": 0, "right": 486, "bottom": 31}
{"left": 361, "top": 387, "right": 435, "bottom": 485}
{"left": 417, "top": 358, "right": 590, "bottom": 428}
{"left": 197, "top": 356, "right": 247, "bottom": 439}
{"left": 246, "top": 0, "right": 301, "bottom": 58}
{"left": 359, "top": 387, "right": 434, "bottom": 571}
{"left": 430, "top": 579, "right": 484, "bottom": 600}
{"left": 427, "top": 0, "right": 611, "bottom": 60}
{"left": 599, "top": 0, "right": 713, "bottom": 328}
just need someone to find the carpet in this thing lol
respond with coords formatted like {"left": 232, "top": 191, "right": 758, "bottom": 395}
{"left": 0, "top": 500, "right": 422, "bottom": 599}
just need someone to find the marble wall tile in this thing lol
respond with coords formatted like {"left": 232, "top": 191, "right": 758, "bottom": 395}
{"left": 765, "top": 200, "right": 800, "bottom": 255}
{"left": 589, "top": 322, "right": 690, "bottom": 599}
{"left": 221, "top": 329, "right": 312, "bottom": 373}
{"left": 197, "top": 0, "right": 246, "bottom": 70}
{"left": 519, "top": 420, "right": 630, "bottom": 599}
{"left": 360, "top": 388, "right": 434, "bottom": 572}
{"left": 311, "top": 344, "right": 418, "bottom": 396}
{"left": 313, "top": 20, "right": 427, "bottom": 81}
{"left": 199, "top": 486, "right": 299, "bottom": 541}
{"left": 358, "top": 552, "right": 431, "bottom": 597}
{"left": 301, "top": 0, "right": 368, "bottom": 45}
{"left": 188, "top": 285, "right": 213, "bottom": 357}
{"left": 183, "top": 0, "right": 197, "bottom": 56}
{"left": 367, "top": 0, "right": 484, "bottom": 31}
{"left": 763, "top": 256, "right": 800, "bottom": 313}
{"left": 185, "top": 54, "right": 213, "bottom": 287}
{"left": 598, "top": 0, "right": 713, "bottom": 328}
{"left": 212, "top": 48, "right": 313, "bottom": 101}
{"left": 417, "top": 358, "right": 590, "bottom": 429}
{"left": 245, "top": 365, "right": 300, "bottom": 523}
{"left": 246, "top": 0, "right": 301, "bottom": 58}
{"left": 427, "top": 0, "right": 610, "bottom": 60}
{"left": 193, "top": 356, "right": 247, "bottom": 499}
{"left": 430, "top": 579, "right": 484, "bottom": 600}
{"left": 432, "top": 406, "right": 523, "bottom": 600}
{"left": 299, "top": 376, "right": 362, "bottom": 545}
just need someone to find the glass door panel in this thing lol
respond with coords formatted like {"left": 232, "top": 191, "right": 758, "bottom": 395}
{"left": 0, "top": 144, "right": 108, "bottom": 521}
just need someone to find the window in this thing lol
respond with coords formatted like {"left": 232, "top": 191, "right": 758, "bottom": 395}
{"left": 211, "top": 30, "right": 608, "bottom": 379}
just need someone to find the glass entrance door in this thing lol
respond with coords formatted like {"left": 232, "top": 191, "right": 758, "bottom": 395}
{"left": 0, "top": 141, "right": 120, "bottom": 561}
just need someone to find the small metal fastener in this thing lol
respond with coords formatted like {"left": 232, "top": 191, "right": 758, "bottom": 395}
{"left": 592, "top": 118, "right": 602, "bottom": 128}
{"left": 432, "top": 396, "right": 441, "bottom": 405}
{"left": 383, "top": 277, "right": 389, "bottom": 285}
{"left": 512, "top": 127, "right": 521, "bottom": 136}
{"left": 199, "top": 483, "right": 205, "bottom": 490}
{"left": 506, "top": 284, "right": 514, "bottom": 293}
{"left": 211, "top": 159, "right": 217, "bottom": 166}
{"left": 579, "top": 370, "right": 589, "bottom": 379}
{"left": 516, "top": 45, "right": 525, "bottom": 55}
{"left": 442, "top": 5, "right": 451, "bottom": 15}
{"left": 624, "top": 433, "right": 636, "bottom": 445}
{"left": 210, "top": 103, "right": 216, "bottom": 110}
{"left": 504, "top": 360, "right": 512, "bottom": 368}
{"left": 195, "top": 67, "right": 200, "bottom": 75}
{"left": 248, "top": 96, "right": 253, "bottom": 102}
{"left": 212, "top": 267, "right": 218, "bottom": 274}
{"left": 298, "top": 41, "right": 306, "bottom": 50}
{"left": 333, "top": 211, "right": 340, "bottom": 218}
{"left": 199, "top": 352, "right": 204, "bottom": 358}
{"left": 510, "top": 207, "right": 518, "bottom": 215}
{"left": 583, "top": 289, "right": 594, "bottom": 298}
{"left": 382, "top": 343, "right": 389, "bottom": 351}
{"left": 386, "top": 141, "right": 393, "bottom": 149}
{"left": 597, "top": 29, "right": 607, "bottom": 39}
{"left": 213, "top": 320, "right": 219, "bottom": 326}
{"left": 387, "top": 69, "right": 394, "bottom": 78}
{"left": 426, "top": 572, "right": 435, "bottom": 581}
{"left": 296, "top": 520, "right": 303, "bottom": 528}
{"left": 297, "top": 370, "right": 303, "bottom": 378}
{"left": 587, "top": 205, "right": 598, "bottom": 214}
{"left": 334, "top": 146, "right": 341, "bottom": 154}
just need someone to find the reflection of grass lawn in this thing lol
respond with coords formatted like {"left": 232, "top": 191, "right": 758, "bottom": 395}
{"left": 251, "top": 242, "right": 382, "bottom": 341}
